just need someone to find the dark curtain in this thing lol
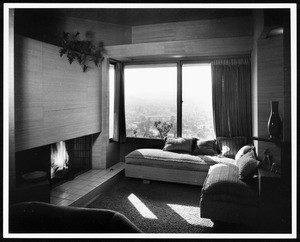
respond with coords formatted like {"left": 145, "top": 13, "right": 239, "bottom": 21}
{"left": 211, "top": 58, "right": 252, "bottom": 138}
{"left": 113, "top": 62, "right": 127, "bottom": 143}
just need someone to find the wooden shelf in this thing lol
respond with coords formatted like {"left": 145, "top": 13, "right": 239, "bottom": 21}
{"left": 258, "top": 168, "right": 281, "bottom": 179}
{"left": 252, "top": 136, "right": 285, "bottom": 145}
{"left": 258, "top": 168, "right": 281, "bottom": 198}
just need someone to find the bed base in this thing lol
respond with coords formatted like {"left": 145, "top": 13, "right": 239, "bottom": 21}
{"left": 125, "top": 164, "right": 208, "bottom": 186}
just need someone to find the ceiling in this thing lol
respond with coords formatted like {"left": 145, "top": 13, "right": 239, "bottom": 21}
{"left": 58, "top": 8, "right": 253, "bottom": 26}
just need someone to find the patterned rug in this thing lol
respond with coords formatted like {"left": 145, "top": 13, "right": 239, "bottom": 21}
{"left": 87, "top": 177, "right": 214, "bottom": 233}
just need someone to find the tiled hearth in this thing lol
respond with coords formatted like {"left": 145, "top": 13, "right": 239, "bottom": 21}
{"left": 50, "top": 162, "right": 124, "bottom": 207}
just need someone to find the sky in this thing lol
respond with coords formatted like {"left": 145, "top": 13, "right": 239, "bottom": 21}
{"left": 124, "top": 63, "right": 212, "bottom": 105}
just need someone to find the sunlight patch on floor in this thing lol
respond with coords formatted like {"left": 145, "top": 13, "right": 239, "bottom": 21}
{"left": 128, "top": 193, "right": 158, "bottom": 220}
{"left": 167, "top": 204, "right": 213, "bottom": 227}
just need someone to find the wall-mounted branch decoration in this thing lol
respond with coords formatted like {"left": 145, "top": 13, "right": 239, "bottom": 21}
{"left": 59, "top": 32, "right": 104, "bottom": 72}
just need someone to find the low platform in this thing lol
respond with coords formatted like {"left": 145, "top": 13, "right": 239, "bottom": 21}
{"left": 125, "top": 163, "right": 207, "bottom": 186}
{"left": 50, "top": 162, "right": 124, "bottom": 207}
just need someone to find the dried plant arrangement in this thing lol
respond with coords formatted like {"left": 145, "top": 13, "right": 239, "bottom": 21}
{"left": 59, "top": 32, "right": 104, "bottom": 72}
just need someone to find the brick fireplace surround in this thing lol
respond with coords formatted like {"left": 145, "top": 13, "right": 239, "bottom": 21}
{"left": 12, "top": 134, "right": 123, "bottom": 207}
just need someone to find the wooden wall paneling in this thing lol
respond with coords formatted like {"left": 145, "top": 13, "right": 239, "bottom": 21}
{"left": 14, "top": 36, "right": 102, "bottom": 151}
{"left": 14, "top": 37, "right": 44, "bottom": 151}
{"left": 106, "top": 36, "right": 253, "bottom": 60}
{"left": 42, "top": 41, "right": 102, "bottom": 146}
{"left": 63, "top": 16, "right": 132, "bottom": 46}
{"left": 167, "top": 37, "right": 253, "bottom": 55}
{"left": 283, "top": 13, "right": 291, "bottom": 142}
{"left": 43, "top": 41, "right": 88, "bottom": 146}
{"left": 132, "top": 16, "right": 253, "bottom": 44}
{"left": 9, "top": 9, "right": 16, "bottom": 190}
{"left": 256, "top": 35, "right": 284, "bottom": 165}
{"left": 83, "top": 66, "right": 102, "bottom": 135}
{"left": 92, "top": 57, "right": 109, "bottom": 169}
{"left": 133, "top": 24, "right": 175, "bottom": 43}
{"left": 257, "top": 35, "right": 284, "bottom": 139}
{"left": 15, "top": 10, "right": 132, "bottom": 47}
{"left": 86, "top": 64, "right": 102, "bottom": 130}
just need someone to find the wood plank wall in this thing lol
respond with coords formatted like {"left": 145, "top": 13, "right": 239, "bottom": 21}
{"left": 283, "top": 14, "right": 291, "bottom": 142}
{"left": 14, "top": 36, "right": 102, "bottom": 152}
{"left": 256, "top": 35, "right": 284, "bottom": 164}
{"left": 251, "top": 10, "right": 264, "bottom": 139}
{"left": 105, "top": 16, "right": 253, "bottom": 60}
{"left": 257, "top": 35, "right": 284, "bottom": 138}
{"left": 14, "top": 10, "right": 132, "bottom": 47}
{"left": 9, "top": 9, "right": 16, "bottom": 190}
{"left": 132, "top": 16, "right": 253, "bottom": 44}
{"left": 106, "top": 36, "right": 253, "bottom": 60}
{"left": 62, "top": 16, "right": 132, "bottom": 46}
{"left": 91, "top": 57, "right": 110, "bottom": 169}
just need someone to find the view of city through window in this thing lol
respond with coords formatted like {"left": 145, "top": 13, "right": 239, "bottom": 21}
{"left": 124, "top": 63, "right": 215, "bottom": 140}
{"left": 124, "top": 64, "right": 177, "bottom": 139}
{"left": 182, "top": 63, "right": 215, "bottom": 140}
{"left": 109, "top": 64, "right": 115, "bottom": 139}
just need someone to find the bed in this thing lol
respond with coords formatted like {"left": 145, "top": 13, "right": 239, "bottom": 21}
{"left": 124, "top": 136, "right": 245, "bottom": 186}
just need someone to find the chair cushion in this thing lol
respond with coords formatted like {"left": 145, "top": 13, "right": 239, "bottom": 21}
{"left": 237, "top": 150, "right": 260, "bottom": 180}
{"left": 235, "top": 145, "right": 256, "bottom": 160}
{"left": 202, "top": 164, "right": 257, "bottom": 199}
{"left": 163, "top": 137, "right": 196, "bottom": 153}
{"left": 192, "top": 140, "right": 220, "bottom": 156}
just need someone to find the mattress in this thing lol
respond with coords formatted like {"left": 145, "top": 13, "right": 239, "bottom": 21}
{"left": 202, "top": 164, "right": 257, "bottom": 200}
{"left": 125, "top": 148, "right": 236, "bottom": 172}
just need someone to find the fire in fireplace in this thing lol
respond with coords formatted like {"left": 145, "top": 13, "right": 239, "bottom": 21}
{"left": 15, "top": 135, "right": 93, "bottom": 189}
{"left": 51, "top": 141, "right": 69, "bottom": 179}
{"left": 13, "top": 135, "right": 93, "bottom": 203}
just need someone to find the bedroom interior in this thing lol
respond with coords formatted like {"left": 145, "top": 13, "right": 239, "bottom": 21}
{"left": 4, "top": 4, "right": 296, "bottom": 238}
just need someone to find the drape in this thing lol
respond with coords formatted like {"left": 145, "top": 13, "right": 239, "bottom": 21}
{"left": 211, "top": 58, "right": 252, "bottom": 138}
{"left": 113, "top": 62, "right": 127, "bottom": 143}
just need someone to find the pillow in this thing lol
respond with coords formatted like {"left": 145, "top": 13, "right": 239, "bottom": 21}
{"left": 237, "top": 150, "right": 260, "bottom": 180}
{"left": 192, "top": 140, "right": 220, "bottom": 156}
{"left": 235, "top": 145, "right": 256, "bottom": 160}
{"left": 163, "top": 137, "right": 195, "bottom": 153}
{"left": 216, "top": 136, "right": 248, "bottom": 158}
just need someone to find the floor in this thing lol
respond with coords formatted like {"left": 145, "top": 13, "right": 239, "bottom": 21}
{"left": 50, "top": 162, "right": 124, "bottom": 207}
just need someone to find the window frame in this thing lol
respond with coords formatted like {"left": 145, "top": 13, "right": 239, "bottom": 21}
{"left": 108, "top": 60, "right": 117, "bottom": 141}
{"left": 123, "top": 58, "right": 215, "bottom": 139}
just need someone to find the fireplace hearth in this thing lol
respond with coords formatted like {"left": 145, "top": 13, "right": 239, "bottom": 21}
{"left": 14, "top": 135, "right": 93, "bottom": 202}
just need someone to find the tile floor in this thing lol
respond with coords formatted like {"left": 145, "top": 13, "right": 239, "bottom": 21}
{"left": 50, "top": 162, "right": 124, "bottom": 207}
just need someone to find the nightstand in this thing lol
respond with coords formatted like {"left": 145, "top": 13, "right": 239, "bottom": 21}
{"left": 258, "top": 168, "right": 280, "bottom": 199}
{"left": 257, "top": 168, "right": 291, "bottom": 233}
{"left": 252, "top": 136, "right": 291, "bottom": 185}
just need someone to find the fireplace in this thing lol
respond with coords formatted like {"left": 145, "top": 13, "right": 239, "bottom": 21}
{"left": 51, "top": 141, "right": 69, "bottom": 179}
{"left": 50, "top": 135, "right": 93, "bottom": 187}
{"left": 14, "top": 135, "right": 93, "bottom": 202}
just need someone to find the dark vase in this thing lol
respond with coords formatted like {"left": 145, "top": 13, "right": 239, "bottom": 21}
{"left": 267, "top": 101, "right": 282, "bottom": 138}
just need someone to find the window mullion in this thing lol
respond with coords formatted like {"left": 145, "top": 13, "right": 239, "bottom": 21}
{"left": 177, "top": 61, "right": 182, "bottom": 137}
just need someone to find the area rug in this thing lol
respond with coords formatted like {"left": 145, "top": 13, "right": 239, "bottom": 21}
{"left": 87, "top": 177, "right": 214, "bottom": 233}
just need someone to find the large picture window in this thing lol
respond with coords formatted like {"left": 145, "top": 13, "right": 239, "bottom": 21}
{"left": 123, "top": 62, "right": 215, "bottom": 140}
{"left": 109, "top": 63, "right": 115, "bottom": 139}
{"left": 110, "top": 58, "right": 251, "bottom": 141}
{"left": 124, "top": 64, "right": 177, "bottom": 139}
{"left": 182, "top": 63, "right": 215, "bottom": 140}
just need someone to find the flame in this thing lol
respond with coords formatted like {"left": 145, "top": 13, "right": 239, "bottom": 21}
{"left": 51, "top": 141, "right": 69, "bottom": 178}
